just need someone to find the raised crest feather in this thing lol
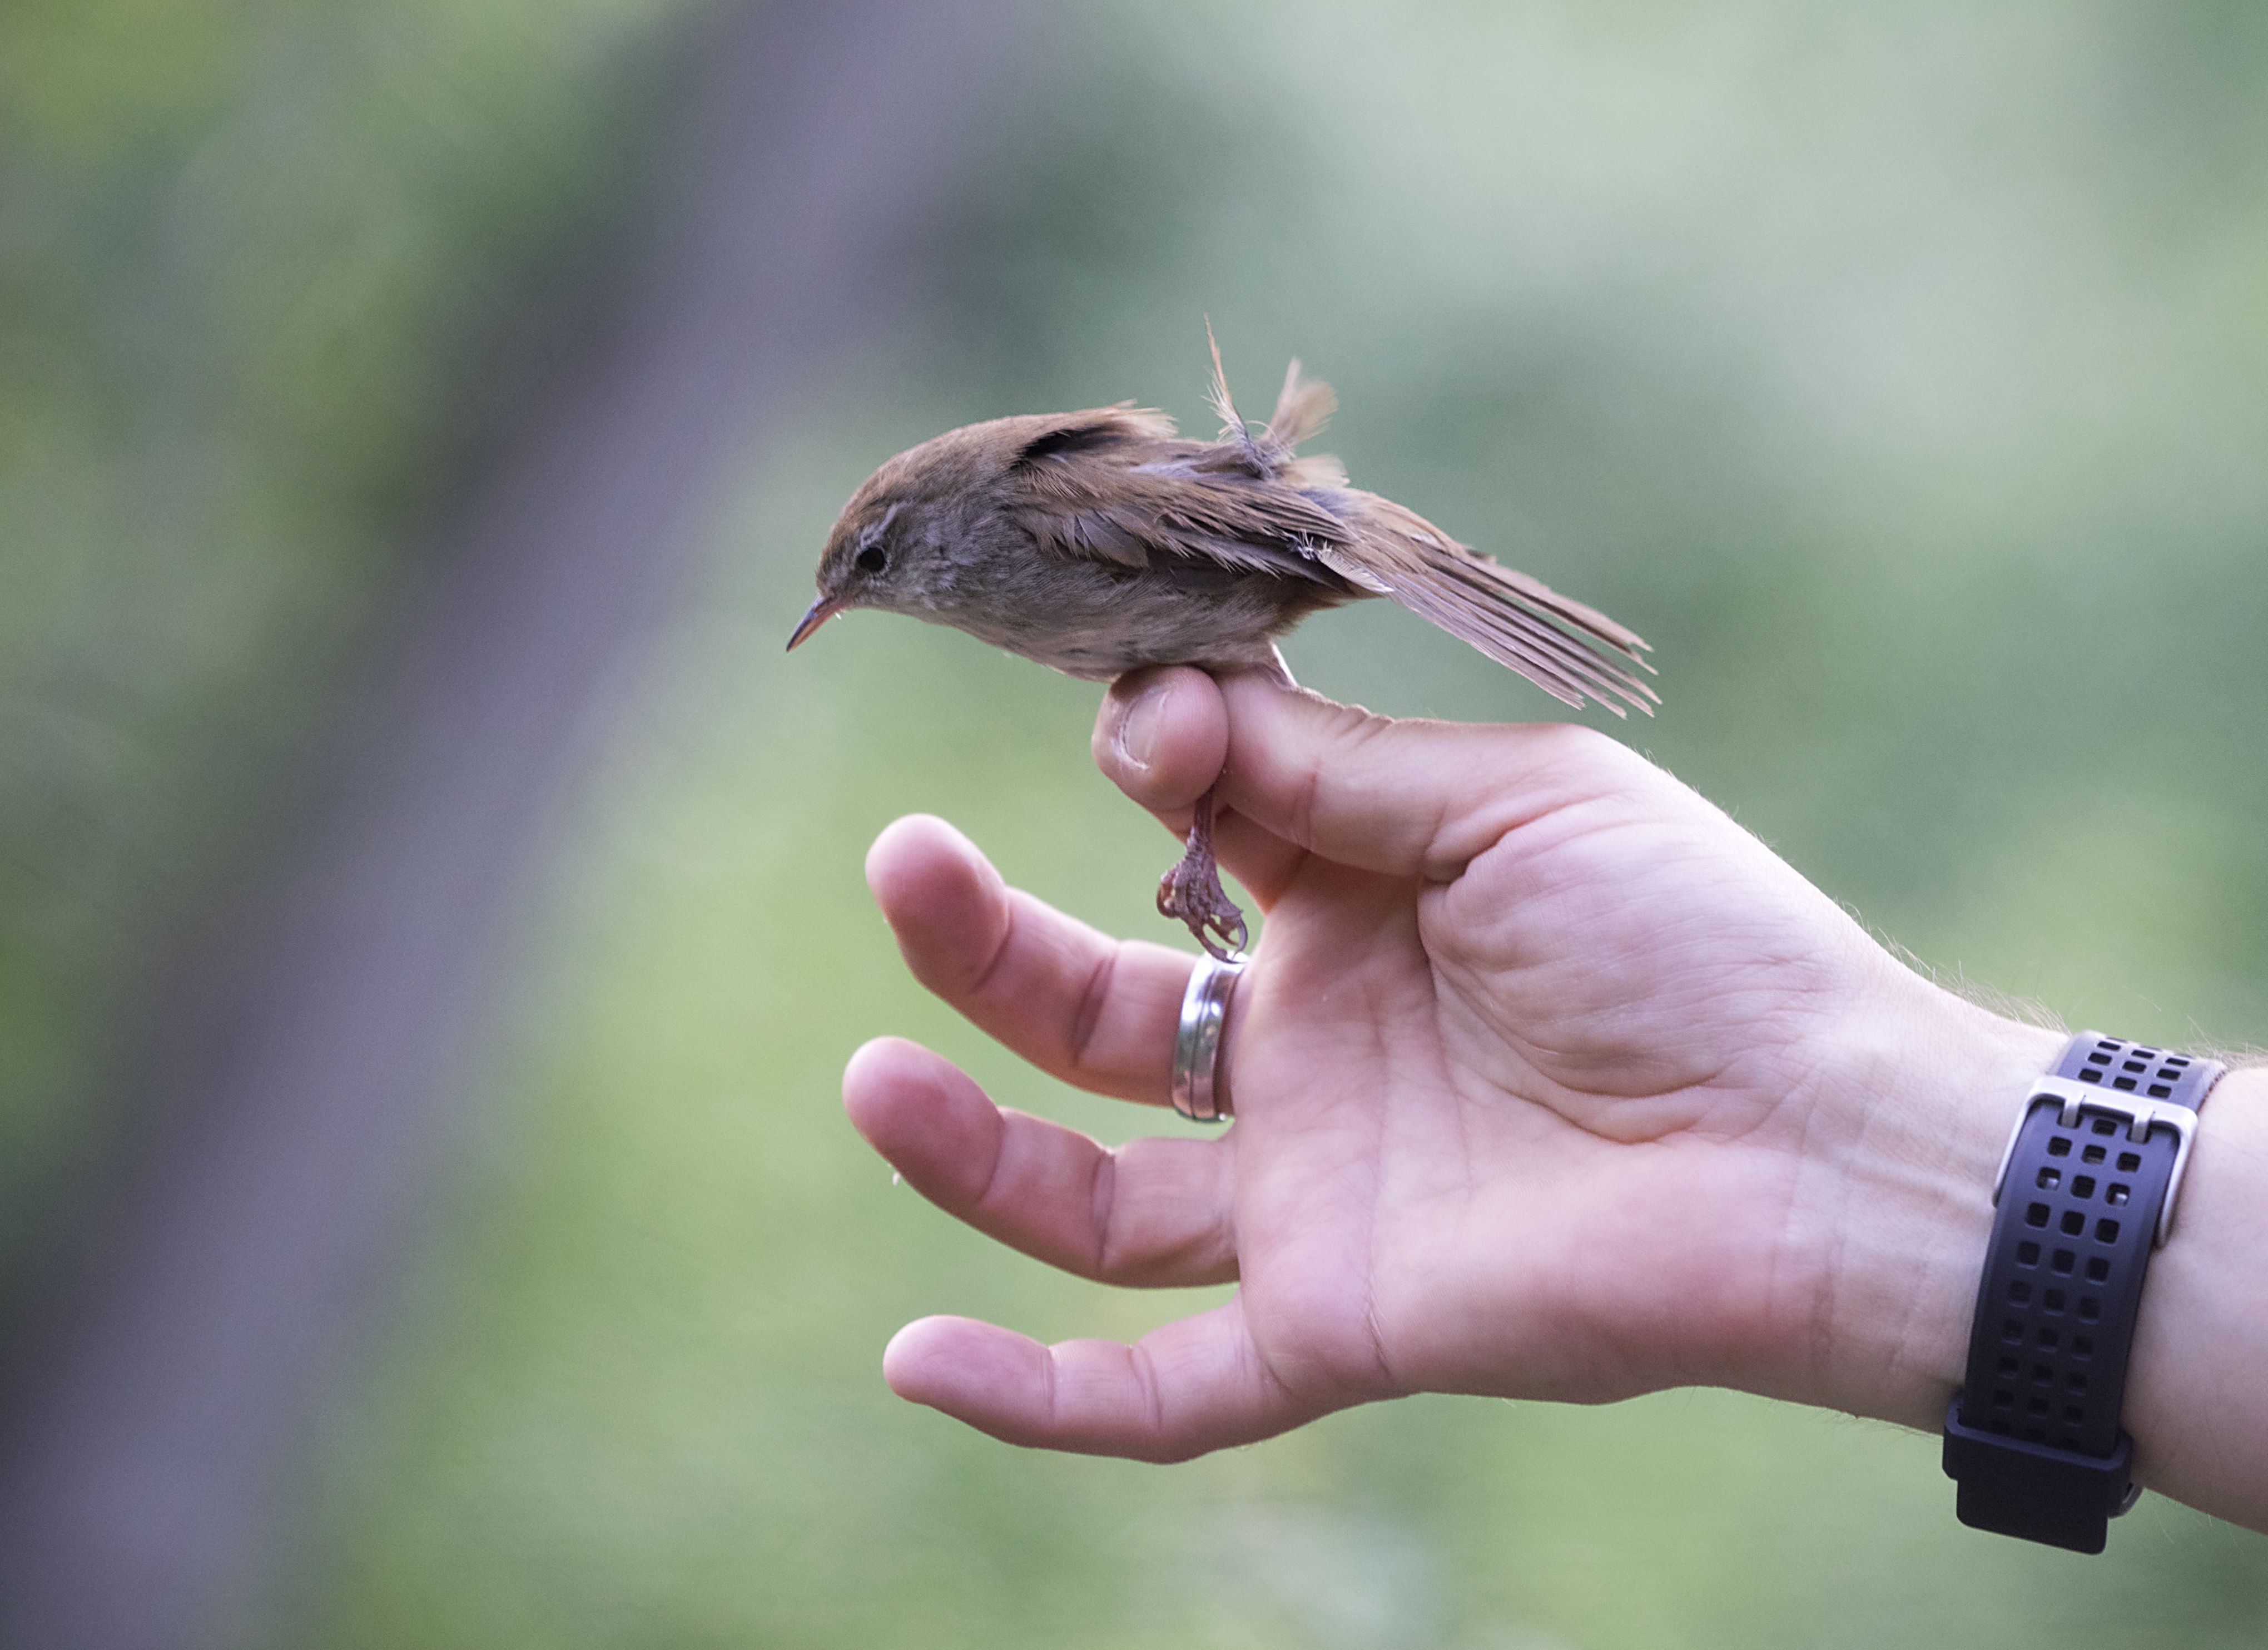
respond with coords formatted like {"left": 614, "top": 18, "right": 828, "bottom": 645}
{"left": 1267, "top": 358, "right": 1336, "bottom": 451}
{"left": 1202, "top": 318, "right": 1263, "bottom": 468}
{"left": 1203, "top": 323, "right": 1342, "bottom": 480}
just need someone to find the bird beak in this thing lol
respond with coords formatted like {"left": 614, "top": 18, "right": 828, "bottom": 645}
{"left": 785, "top": 593, "right": 844, "bottom": 653}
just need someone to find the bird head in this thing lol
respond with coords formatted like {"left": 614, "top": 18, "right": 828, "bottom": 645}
{"left": 786, "top": 422, "right": 1013, "bottom": 652}
{"left": 787, "top": 405, "right": 1179, "bottom": 653}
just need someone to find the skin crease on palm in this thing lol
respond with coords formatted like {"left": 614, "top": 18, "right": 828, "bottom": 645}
{"left": 840, "top": 666, "right": 2268, "bottom": 1537}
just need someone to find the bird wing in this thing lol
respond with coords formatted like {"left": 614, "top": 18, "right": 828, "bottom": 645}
{"left": 1005, "top": 381, "right": 1656, "bottom": 716}
{"left": 1011, "top": 412, "right": 1359, "bottom": 587}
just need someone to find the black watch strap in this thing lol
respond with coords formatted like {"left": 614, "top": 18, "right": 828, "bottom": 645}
{"left": 1943, "top": 1032, "right": 2225, "bottom": 1553}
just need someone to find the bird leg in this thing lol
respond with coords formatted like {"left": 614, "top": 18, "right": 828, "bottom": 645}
{"left": 1157, "top": 783, "right": 1248, "bottom": 961}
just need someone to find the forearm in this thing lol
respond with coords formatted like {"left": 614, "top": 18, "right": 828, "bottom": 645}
{"left": 1806, "top": 973, "right": 2268, "bottom": 1532}
{"left": 2123, "top": 1063, "right": 2268, "bottom": 1528}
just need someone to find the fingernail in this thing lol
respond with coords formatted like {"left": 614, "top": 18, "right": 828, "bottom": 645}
{"left": 1114, "top": 680, "right": 1168, "bottom": 771}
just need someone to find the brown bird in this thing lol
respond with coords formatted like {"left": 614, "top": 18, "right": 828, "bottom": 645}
{"left": 789, "top": 333, "right": 1655, "bottom": 959}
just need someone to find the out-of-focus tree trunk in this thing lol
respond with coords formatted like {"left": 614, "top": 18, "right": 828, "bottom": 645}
{"left": 0, "top": 2, "right": 1021, "bottom": 1644}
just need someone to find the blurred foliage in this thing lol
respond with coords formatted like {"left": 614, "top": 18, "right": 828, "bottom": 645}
{"left": 0, "top": 0, "right": 682, "bottom": 1270}
{"left": 6, "top": 0, "right": 2267, "bottom": 1646}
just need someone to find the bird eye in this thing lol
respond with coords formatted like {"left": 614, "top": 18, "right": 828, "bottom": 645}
{"left": 855, "top": 545, "right": 887, "bottom": 574}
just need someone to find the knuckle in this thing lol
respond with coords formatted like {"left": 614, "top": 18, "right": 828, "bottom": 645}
{"left": 1065, "top": 945, "right": 1119, "bottom": 1076}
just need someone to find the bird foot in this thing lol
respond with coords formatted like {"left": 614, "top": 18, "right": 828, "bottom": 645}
{"left": 1156, "top": 784, "right": 1248, "bottom": 962}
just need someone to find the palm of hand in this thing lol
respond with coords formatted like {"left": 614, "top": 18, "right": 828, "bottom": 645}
{"left": 1206, "top": 722, "right": 1885, "bottom": 1420}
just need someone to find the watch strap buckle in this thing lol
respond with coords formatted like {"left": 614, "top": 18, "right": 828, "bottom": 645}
{"left": 1989, "top": 1075, "right": 2198, "bottom": 1247}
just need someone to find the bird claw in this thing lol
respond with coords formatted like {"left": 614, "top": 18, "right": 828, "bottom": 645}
{"left": 1158, "top": 862, "right": 1248, "bottom": 962}
{"left": 1156, "top": 782, "right": 1248, "bottom": 962}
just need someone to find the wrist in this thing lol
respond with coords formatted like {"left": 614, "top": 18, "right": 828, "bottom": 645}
{"left": 1791, "top": 978, "right": 2064, "bottom": 1430}
{"left": 1796, "top": 997, "right": 2268, "bottom": 1535}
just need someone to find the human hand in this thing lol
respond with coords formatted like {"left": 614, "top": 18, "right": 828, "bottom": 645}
{"left": 844, "top": 668, "right": 2066, "bottom": 1460}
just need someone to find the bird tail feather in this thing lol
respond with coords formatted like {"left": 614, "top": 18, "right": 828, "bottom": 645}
{"left": 1341, "top": 495, "right": 1657, "bottom": 716}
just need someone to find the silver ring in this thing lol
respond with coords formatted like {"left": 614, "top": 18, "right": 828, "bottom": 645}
{"left": 1170, "top": 953, "right": 1242, "bottom": 1123}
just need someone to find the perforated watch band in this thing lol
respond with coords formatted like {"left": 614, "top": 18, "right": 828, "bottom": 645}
{"left": 1943, "top": 1032, "right": 2225, "bottom": 1553}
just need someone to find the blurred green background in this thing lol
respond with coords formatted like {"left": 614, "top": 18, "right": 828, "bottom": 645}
{"left": 5, "top": 1, "right": 2266, "bottom": 1646}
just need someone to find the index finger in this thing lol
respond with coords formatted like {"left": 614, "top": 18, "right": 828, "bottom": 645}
{"left": 866, "top": 812, "right": 1201, "bottom": 1106}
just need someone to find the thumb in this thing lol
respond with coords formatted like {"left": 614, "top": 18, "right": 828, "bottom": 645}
{"left": 1208, "top": 673, "right": 1664, "bottom": 882}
